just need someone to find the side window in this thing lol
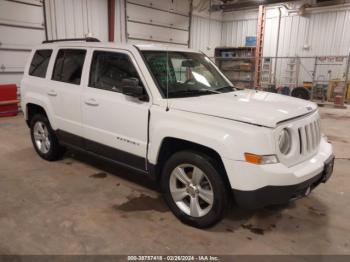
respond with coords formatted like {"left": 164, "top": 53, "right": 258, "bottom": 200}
{"left": 29, "top": 49, "right": 52, "bottom": 78}
{"left": 52, "top": 49, "right": 86, "bottom": 85}
{"left": 89, "top": 51, "right": 143, "bottom": 93}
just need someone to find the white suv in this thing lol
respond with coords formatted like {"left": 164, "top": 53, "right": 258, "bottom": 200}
{"left": 21, "top": 38, "right": 334, "bottom": 228}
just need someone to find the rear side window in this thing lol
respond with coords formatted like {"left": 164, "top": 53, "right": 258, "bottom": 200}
{"left": 52, "top": 49, "right": 86, "bottom": 85}
{"left": 89, "top": 51, "right": 143, "bottom": 93}
{"left": 29, "top": 49, "right": 52, "bottom": 78}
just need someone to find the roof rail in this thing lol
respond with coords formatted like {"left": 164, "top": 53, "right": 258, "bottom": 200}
{"left": 42, "top": 37, "right": 101, "bottom": 44}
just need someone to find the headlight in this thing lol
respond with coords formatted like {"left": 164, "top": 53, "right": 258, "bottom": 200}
{"left": 279, "top": 128, "right": 291, "bottom": 155}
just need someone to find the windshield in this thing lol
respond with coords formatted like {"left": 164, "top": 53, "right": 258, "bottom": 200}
{"left": 142, "top": 51, "right": 234, "bottom": 98}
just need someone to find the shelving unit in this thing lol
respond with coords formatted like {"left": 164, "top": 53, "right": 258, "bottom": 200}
{"left": 214, "top": 47, "right": 256, "bottom": 89}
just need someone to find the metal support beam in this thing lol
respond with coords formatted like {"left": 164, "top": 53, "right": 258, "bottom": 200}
{"left": 108, "top": 0, "right": 116, "bottom": 42}
{"left": 214, "top": 0, "right": 295, "bottom": 11}
{"left": 254, "top": 5, "right": 266, "bottom": 89}
{"left": 343, "top": 53, "right": 350, "bottom": 102}
{"left": 188, "top": 0, "right": 193, "bottom": 48}
{"left": 42, "top": 0, "right": 48, "bottom": 41}
{"left": 311, "top": 57, "right": 318, "bottom": 101}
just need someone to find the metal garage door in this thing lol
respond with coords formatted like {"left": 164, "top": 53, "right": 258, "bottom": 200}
{"left": 0, "top": 0, "right": 45, "bottom": 86}
{"left": 126, "top": 0, "right": 191, "bottom": 47}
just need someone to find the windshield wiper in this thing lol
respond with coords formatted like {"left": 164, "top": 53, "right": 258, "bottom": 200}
{"left": 215, "top": 86, "right": 236, "bottom": 93}
{"left": 199, "top": 88, "right": 221, "bottom": 94}
{"left": 169, "top": 89, "right": 219, "bottom": 97}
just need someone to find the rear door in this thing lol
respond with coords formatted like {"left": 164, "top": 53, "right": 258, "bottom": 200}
{"left": 48, "top": 48, "right": 87, "bottom": 143}
{"left": 81, "top": 49, "right": 151, "bottom": 172}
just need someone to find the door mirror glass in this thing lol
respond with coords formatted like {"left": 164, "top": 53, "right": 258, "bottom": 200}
{"left": 121, "top": 78, "right": 144, "bottom": 99}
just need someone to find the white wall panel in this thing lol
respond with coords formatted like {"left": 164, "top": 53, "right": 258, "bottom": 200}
{"left": 0, "top": 50, "right": 29, "bottom": 72}
{"left": 190, "top": 15, "right": 222, "bottom": 58}
{"left": 129, "top": 0, "right": 189, "bottom": 15}
{"left": 221, "top": 19, "right": 257, "bottom": 47}
{"left": 127, "top": 22, "right": 189, "bottom": 45}
{"left": 128, "top": 4, "right": 189, "bottom": 30}
{"left": 126, "top": 0, "right": 190, "bottom": 46}
{"left": 45, "top": 0, "right": 108, "bottom": 41}
{"left": 0, "top": 0, "right": 44, "bottom": 86}
{"left": 0, "top": 0, "right": 43, "bottom": 29}
{"left": 0, "top": 25, "right": 45, "bottom": 50}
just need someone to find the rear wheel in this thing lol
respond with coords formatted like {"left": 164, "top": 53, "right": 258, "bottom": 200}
{"left": 30, "top": 114, "right": 65, "bottom": 161}
{"left": 161, "top": 151, "right": 229, "bottom": 228}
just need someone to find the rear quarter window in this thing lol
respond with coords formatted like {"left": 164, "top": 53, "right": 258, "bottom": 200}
{"left": 29, "top": 49, "right": 53, "bottom": 78}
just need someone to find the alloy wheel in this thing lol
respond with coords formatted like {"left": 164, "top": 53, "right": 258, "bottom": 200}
{"left": 33, "top": 121, "right": 51, "bottom": 154}
{"left": 169, "top": 164, "right": 214, "bottom": 218}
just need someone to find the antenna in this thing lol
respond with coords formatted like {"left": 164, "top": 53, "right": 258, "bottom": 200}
{"left": 166, "top": 48, "right": 169, "bottom": 112}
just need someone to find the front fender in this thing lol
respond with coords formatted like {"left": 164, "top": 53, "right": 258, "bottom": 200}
{"left": 148, "top": 106, "right": 275, "bottom": 165}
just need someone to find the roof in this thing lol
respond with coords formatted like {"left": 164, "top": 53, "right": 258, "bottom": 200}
{"left": 38, "top": 40, "right": 199, "bottom": 53}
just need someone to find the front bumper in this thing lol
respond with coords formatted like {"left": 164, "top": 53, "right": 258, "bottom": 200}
{"left": 232, "top": 154, "right": 334, "bottom": 209}
{"left": 222, "top": 137, "right": 334, "bottom": 209}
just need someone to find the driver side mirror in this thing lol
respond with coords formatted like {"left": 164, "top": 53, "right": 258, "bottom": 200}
{"left": 120, "top": 78, "right": 147, "bottom": 100}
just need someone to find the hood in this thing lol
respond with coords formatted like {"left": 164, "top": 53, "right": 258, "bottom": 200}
{"left": 168, "top": 89, "right": 317, "bottom": 128}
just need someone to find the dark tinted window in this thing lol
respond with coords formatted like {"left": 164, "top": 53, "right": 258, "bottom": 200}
{"left": 29, "top": 49, "right": 52, "bottom": 78}
{"left": 89, "top": 51, "right": 143, "bottom": 93}
{"left": 52, "top": 49, "right": 86, "bottom": 85}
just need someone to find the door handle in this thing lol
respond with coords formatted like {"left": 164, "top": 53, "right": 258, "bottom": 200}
{"left": 47, "top": 90, "right": 57, "bottom": 97}
{"left": 84, "top": 98, "right": 99, "bottom": 106}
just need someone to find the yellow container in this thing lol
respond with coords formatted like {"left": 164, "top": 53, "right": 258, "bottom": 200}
{"left": 303, "top": 82, "right": 313, "bottom": 89}
{"left": 327, "top": 80, "right": 350, "bottom": 101}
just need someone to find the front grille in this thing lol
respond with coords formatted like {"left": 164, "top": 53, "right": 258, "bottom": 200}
{"left": 298, "top": 119, "right": 321, "bottom": 155}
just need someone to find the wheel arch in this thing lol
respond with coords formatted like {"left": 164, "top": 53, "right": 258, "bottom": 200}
{"left": 152, "top": 137, "right": 232, "bottom": 189}
{"left": 26, "top": 103, "right": 48, "bottom": 126}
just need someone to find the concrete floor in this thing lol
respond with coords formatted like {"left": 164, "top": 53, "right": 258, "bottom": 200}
{"left": 0, "top": 106, "right": 349, "bottom": 255}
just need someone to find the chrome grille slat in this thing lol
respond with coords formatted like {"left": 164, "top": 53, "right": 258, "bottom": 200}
{"left": 297, "top": 118, "right": 321, "bottom": 156}
{"left": 310, "top": 123, "right": 316, "bottom": 150}
{"left": 299, "top": 127, "right": 307, "bottom": 154}
{"left": 314, "top": 121, "right": 319, "bottom": 146}
{"left": 305, "top": 125, "right": 311, "bottom": 152}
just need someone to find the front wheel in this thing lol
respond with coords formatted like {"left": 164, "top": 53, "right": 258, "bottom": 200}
{"left": 161, "top": 151, "right": 230, "bottom": 228}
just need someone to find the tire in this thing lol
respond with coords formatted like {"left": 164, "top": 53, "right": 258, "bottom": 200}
{"left": 161, "top": 150, "right": 230, "bottom": 228}
{"left": 30, "top": 114, "right": 65, "bottom": 161}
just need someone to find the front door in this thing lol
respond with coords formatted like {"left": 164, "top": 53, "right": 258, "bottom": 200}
{"left": 81, "top": 49, "right": 151, "bottom": 172}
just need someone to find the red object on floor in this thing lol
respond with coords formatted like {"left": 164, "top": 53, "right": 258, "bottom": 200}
{"left": 0, "top": 84, "right": 18, "bottom": 117}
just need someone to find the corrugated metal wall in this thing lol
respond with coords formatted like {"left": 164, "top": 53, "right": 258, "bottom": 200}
{"left": 221, "top": 19, "right": 257, "bottom": 47}
{"left": 221, "top": 10, "right": 258, "bottom": 47}
{"left": 265, "top": 9, "right": 350, "bottom": 57}
{"left": 190, "top": 15, "right": 222, "bottom": 58}
{"left": 221, "top": 6, "right": 350, "bottom": 85}
{"left": 45, "top": 0, "right": 108, "bottom": 41}
{"left": 222, "top": 7, "right": 350, "bottom": 57}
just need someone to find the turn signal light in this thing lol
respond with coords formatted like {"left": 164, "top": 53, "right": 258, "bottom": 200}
{"left": 244, "top": 153, "right": 278, "bottom": 165}
{"left": 244, "top": 153, "right": 262, "bottom": 164}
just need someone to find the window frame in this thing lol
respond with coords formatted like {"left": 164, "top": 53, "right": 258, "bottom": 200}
{"left": 28, "top": 49, "right": 53, "bottom": 78}
{"left": 51, "top": 48, "right": 87, "bottom": 85}
{"left": 87, "top": 49, "right": 150, "bottom": 101}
